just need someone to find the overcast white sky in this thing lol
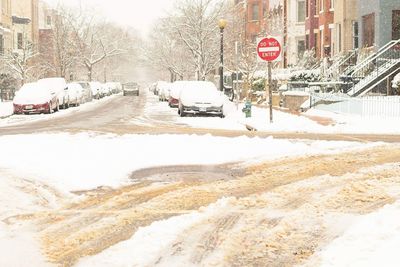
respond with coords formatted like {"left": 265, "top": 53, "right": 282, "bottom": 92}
{"left": 44, "top": 0, "right": 176, "bottom": 37}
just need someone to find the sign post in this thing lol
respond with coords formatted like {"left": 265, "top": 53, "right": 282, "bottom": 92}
{"left": 256, "top": 36, "right": 282, "bottom": 123}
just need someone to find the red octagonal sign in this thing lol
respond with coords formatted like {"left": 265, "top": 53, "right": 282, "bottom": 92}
{"left": 257, "top": 37, "right": 282, "bottom": 62}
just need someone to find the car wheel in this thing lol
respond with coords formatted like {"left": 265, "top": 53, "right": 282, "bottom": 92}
{"left": 179, "top": 107, "right": 186, "bottom": 117}
{"left": 46, "top": 102, "right": 53, "bottom": 114}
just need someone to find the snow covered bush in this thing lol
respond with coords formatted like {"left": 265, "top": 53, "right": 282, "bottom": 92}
{"left": 289, "top": 69, "right": 321, "bottom": 82}
{"left": 392, "top": 73, "right": 400, "bottom": 89}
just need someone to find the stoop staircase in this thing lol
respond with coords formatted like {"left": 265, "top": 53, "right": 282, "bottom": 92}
{"left": 345, "top": 39, "right": 400, "bottom": 96}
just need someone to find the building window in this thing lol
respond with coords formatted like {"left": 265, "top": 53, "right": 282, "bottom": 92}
{"left": 319, "top": 0, "right": 324, "bottom": 13}
{"left": 252, "top": 4, "right": 259, "bottom": 21}
{"left": 306, "top": 0, "right": 309, "bottom": 17}
{"left": 330, "top": 0, "right": 334, "bottom": 10}
{"left": 393, "top": 10, "right": 400, "bottom": 40}
{"left": 352, "top": 21, "right": 359, "bottom": 49}
{"left": 251, "top": 34, "right": 257, "bottom": 43}
{"left": 297, "top": 40, "right": 306, "bottom": 58}
{"left": 297, "top": 0, "right": 305, "bottom": 22}
{"left": 320, "top": 29, "right": 324, "bottom": 57}
{"left": 362, "top": 13, "right": 375, "bottom": 47}
{"left": 314, "top": 32, "right": 318, "bottom": 50}
{"left": 0, "top": 34, "right": 4, "bottom": 55}
{"left": 46, "top": 15, "right": 52, "bottom": 26}
{"left": 306, "top": 34, "right": 310, "bottom": 49}
{"left": 310, "top": 0, "right": 319, "bottom": 16}
{"left": 17, "top": 33, "right": 23, "bottom": 49}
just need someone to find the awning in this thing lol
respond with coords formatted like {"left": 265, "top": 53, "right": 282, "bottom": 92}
{"left": 12, "top": 16, "right": 31, "bottom": 24}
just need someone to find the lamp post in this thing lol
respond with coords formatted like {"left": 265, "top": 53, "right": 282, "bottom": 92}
{"left": 218, "top": 19, "right": 227, "bottom": 92}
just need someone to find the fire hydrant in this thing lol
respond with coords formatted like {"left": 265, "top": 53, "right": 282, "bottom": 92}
{"left": 242, "top": 100, "right": 252, "bottom": 118}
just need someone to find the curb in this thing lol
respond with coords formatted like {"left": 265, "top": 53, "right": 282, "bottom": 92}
{"left": 0, "top": 114, "right": 12, "bottom": 119}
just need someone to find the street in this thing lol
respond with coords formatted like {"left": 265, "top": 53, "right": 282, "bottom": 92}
{"left": 1, "top": 89, "right": 400, "bottom": 266}
{"left": 2, "top": 89, "right": 400, "bottom": 143}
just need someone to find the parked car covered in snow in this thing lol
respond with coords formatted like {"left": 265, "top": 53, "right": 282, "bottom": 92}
{"left": 123, "top": 82, "right": 139, "bottom": 96}
{"left": 13, "top": 82, "right": 59, "bottom": 114}
{"left": 37, "top": 78, "right": 69, "bottom": 109}
{"left": 106, "top": 82, "right": 122, "bottom": 94}
{"left": 169, "top": 81, "right": 191, "bottom": 108}
{"left": 89, "top": 81, "right": 102, "bottom": 99}
{"left": 66, "top": 83, "right": 84, "bottom": 106}
{"left": 100, "top": 83, "right": 111, "bottom": 97}
{"left": 178, "top": 81, "right": 225, "bottom": 118}
{"left": 158, "top": 82, "right": 171, "bottom": 101}
{"left": 77, "top": 81, "right": 93, "bottom": 103}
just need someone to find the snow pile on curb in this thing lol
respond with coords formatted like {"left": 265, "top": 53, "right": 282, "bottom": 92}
{"left": 317, "top": 200, "right": 400, "bottom": 267}
{"left": 0, "top": 102, "right": 13, "bottom": 118}
{"left": 0, "top": 133, "right": 369, "bottom": 193}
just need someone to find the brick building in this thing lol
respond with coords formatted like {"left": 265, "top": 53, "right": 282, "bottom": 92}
{"left": 234, "top": 0, "right": 268, "bottom": 43}
{"left": 305, "top": 0, "right": 319, "bottom": 53}
{"left": 317, "top": 0, "right": 334, "bottom": 58}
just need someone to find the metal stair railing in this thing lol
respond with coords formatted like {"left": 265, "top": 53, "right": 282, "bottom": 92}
{"left": 345, "top": 39, "right": 400, "bottom": 77}
{"left": 342, "top": 40, "right": 397, "bottom": 77}
{"left": 326, "top": 50, "right": 358, "bottom": 79}
{"left": 347, "top": 39, "right": 400, "bottom": 96}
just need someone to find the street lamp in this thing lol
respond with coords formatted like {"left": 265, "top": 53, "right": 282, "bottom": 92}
{"left": 218, "top": 19, "right": 227, "bottom": 92}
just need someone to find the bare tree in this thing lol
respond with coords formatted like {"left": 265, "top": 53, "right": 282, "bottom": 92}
{"left": 144, "top": 17, "right": 193, "bottom": 82}
{"left": 62, "top": 6, "right": 128, "bottom": 81}
{"left": 222, "top": 1, "right": 262, "bottom": 98}
{"left": 2, "top": 41, "right": 39, "bottom": 85}
{"left": 168, "top": 0, "right": 224, "bottom": 80}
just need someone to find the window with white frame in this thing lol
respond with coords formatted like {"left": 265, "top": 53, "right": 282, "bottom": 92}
{"left": 17, "top": 33, "right": 23, "bottom": 49}
{"left": 298, "top": 0, "right": 306, "bottom": 22}
{"left": 252, "top": 3, "right": 259, "bottom": 20}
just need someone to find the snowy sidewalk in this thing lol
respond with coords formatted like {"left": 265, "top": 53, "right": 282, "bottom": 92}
{"left": 0, "top": 101, "right": 13, "bottom": 118}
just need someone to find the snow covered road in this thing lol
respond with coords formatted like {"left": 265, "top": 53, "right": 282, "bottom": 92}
{"left": 1, "top": 132, "right": 399, "bottom": 266}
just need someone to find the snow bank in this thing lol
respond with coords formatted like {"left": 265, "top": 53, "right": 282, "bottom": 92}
{"left": 392, "top": 73, "right": 400, "bottom": 88}
{"left": 0, "top": 94, "right": 119, "bottom": 127}
{"left": 305, "top": 108, "right": 400, "bottom": 134}
{"left": 0, "top": 223, "right": 52, "bottom": 267}
{"left": 318, "top": 200, "right": 400, "bottom": 267}
{"left": 0, "top": 133, "right": 368, "bottom": 193}
{"left": 0, "top": 101, "right": 13, "bottom": 117}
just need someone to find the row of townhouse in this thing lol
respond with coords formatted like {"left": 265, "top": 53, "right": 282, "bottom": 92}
{"left": 234, "top": 0, "right": 400, "bottom": 67}
{"left": 0, "top": 0, "right": 55, "bottom": 58}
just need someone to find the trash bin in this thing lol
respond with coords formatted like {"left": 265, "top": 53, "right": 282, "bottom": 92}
{"left": 242, "top": 100, "right": 252, "bottom": 118}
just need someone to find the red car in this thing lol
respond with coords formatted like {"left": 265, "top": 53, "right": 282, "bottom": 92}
{"left": 13, "top": 83, "right": 59, "bottom": 114}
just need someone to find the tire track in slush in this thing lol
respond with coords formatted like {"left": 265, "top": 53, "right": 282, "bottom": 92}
{"left": 5, "top": 145, "right": 400, "bottom": 266}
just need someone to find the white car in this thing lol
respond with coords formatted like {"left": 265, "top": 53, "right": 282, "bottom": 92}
{"left": 158, "top": 82, "right": 171, "bottom": 101}
{"left": 66, "top": 83, "right": 84, "bottom": 106}
{"left": 76, "top": 81, "right": 93, "bottom": 103}
{"left": 89, "top": 82, "right": 102, "bottom": 99}
{"left": 37, "top": 78, "right": 69, "bottom": 109}
{"left": 169, "top": 81, "right": 191, "bottom": 107}
{"left": 178, "top": 81, "right": 224, "bottom": 118}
